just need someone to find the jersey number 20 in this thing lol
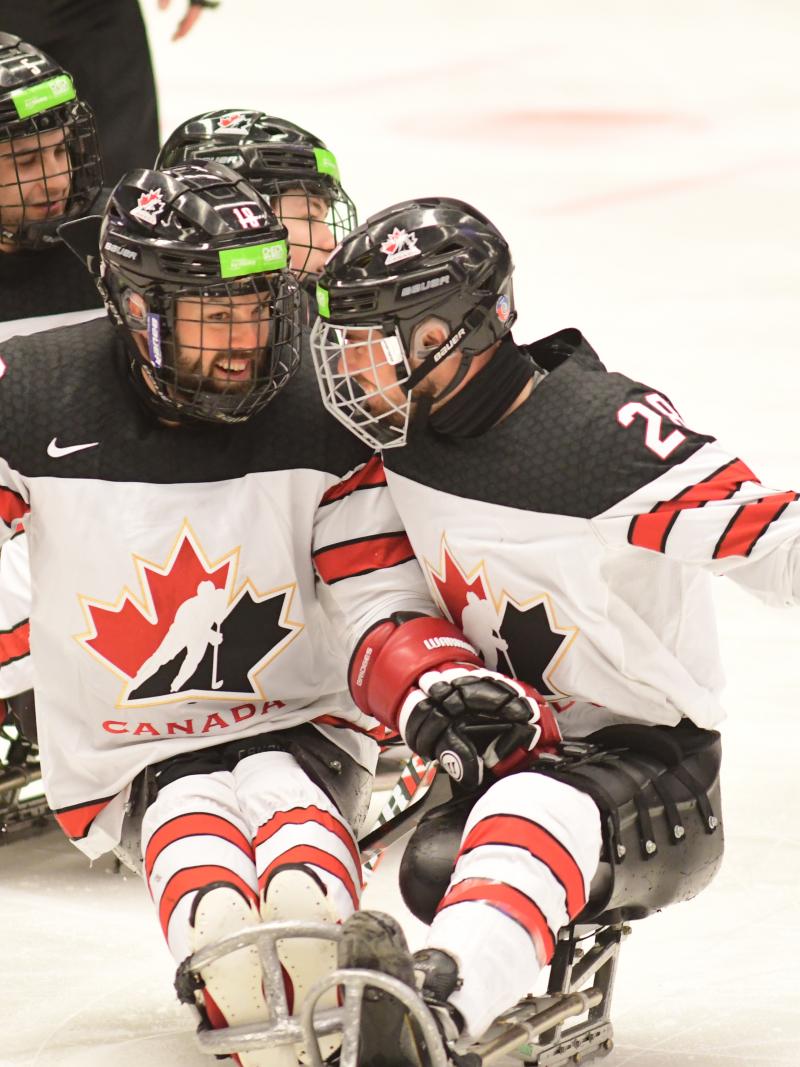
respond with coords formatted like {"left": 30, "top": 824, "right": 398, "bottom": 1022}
{"left": 616, "top": 393, "right": 686, "bottom": 460}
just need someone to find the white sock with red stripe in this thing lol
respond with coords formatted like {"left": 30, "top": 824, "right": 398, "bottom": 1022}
{"left": 425, "top": 772, "right": 602, "bottom": 1040}
{"left": 428, "top": 900, "right": 542, "bottom": 1040}
{"left": 142, "top": 769, "right": 259, "bottom": 963}
{"left": 235, "top": 750, "right": 363, "bottom": 1062}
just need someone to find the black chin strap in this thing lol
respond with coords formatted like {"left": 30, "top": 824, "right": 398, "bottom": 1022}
{"left": 428, "top": 336, "right": 538, "bottom": 438}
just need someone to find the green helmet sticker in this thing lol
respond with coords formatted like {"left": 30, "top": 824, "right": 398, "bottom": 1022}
{"left": 313, "top": 147, "right": 340, "bottom": 183}
{"left": 316, "top": 284, "right": 330, "bottom": 318}
{"left": 219, "top": 239, "right": 288, "bottom": 279}
{"left": 11, "top": 74, "right": 76, "bottom": 119}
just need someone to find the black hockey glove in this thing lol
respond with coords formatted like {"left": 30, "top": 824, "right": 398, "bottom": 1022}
{"left": 401, "top": 667, "right": 560, "bottom": 791}
{"left": 347, "top": 614, "right": 560, "bottom": 791}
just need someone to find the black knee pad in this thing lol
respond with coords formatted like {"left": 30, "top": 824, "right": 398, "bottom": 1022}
{"left": 399, "top": 720, "right": 724, "bottom": 926}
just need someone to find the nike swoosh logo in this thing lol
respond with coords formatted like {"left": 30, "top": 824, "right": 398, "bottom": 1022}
{"left": 47, "top": 437, "right": 100, "bottom": 458}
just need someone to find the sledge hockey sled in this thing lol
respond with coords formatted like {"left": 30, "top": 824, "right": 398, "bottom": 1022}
{"left": 179, "top": 724, "right": 723, "bottom": 1066}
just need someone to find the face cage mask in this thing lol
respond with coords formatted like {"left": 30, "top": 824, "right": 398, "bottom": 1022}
{"left": 131, "top": 274, "right": 302, "bottom": 424}
{"left": 266, "top": 180, "right": 357, "bottom": 281}
{"left": 0, "top": 101, "right": 102, "bottom": 249}
{"left": 310, "top": 319, "right": 415, "bottom": 449}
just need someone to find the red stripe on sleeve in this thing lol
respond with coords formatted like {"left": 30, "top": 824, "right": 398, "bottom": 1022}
{"left": 144, "top": 812, "right": 255, "bottom": 880}
{"left": 629, "top": 459, "right": 755, "bottom": 552}
{"left": 258, "top": 846, "right": 361, "bottom": 908}
{"left": 253, "top": 806, "right": 361, "bottom": 878}
{"left": 313, "top": 531, "right": 415, "bottom": 585}
{"left": 436, "top": 877, "right": 556, "bottom": 964}
{"left": 0, "top": 619, "right": 30, "bottom": 669}
{"left": 53, "top": 796, "right": 115, "bottom": 840}
{"left": 713, "top": 491, "right": 799, "bottom": 559}
{"left": 320, "top": 456, "right": 386, "bottom": 505}
{"left": 158, "top": 866, "right": 258, "bottom": 940}
{"left": 0, "top": 486, "right": 28, "bottom": 526}
{"left": 458, "top": 815, "right": 586, "bottom": 918}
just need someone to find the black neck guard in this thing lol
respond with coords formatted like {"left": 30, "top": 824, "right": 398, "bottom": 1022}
{"left": 428, "top": 335, "right": 537, "bottom": 438}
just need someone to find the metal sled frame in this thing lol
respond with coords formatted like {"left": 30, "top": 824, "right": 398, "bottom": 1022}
{"left": 475, "top": 921, "right": 626, "bottom": 1066}
{"left": 180, "top": 756, "right": 628, "bottom": 1067}
{"left": 182, "top": 916, "right": 625, "bottom": 1066}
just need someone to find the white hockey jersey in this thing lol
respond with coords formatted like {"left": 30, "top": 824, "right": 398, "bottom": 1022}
{"left": 382, "top": 330, "right": 800, "bottom": 736}
{"left": 0, "top": 318, "right": 433, "bottom": 857}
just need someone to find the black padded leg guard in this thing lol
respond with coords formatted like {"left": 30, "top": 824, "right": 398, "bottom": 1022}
{"left": 400, "top": 720, "right": 724, "bottom": 926}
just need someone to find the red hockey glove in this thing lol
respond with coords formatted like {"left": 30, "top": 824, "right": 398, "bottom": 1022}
{"left": 349, "top": 613, "right": 483, "bottom": 728}
{"left": 349, "top": 614, "right": 560, "bottom": 791}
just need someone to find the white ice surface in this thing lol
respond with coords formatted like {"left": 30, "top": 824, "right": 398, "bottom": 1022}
{"left": 3, "top": 1, "right": 800, "bottom": 1063}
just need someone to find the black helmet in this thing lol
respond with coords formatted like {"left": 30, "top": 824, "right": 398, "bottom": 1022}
{"left": 0, "top": 33, "right": 102, "bottom": 249}
{"left": 310, "top": 196, "right": 516, "bottom": 448}
{"left": 100, "top": 160, "right": 302, "bottom": 425}
{"left": 156, "top": 110, "right": 356, "bottom": 280}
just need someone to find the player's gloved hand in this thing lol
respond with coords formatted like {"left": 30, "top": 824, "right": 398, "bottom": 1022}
{"left": 400, "top": 666, "right": 558, "bottom": 790}
{"left": 348, "top": 613, "right": 561, "bottom": 791}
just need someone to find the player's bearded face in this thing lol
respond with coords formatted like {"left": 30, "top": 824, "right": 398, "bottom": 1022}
{"left": 271, "top": 188, "right": 336, "bottom": 279}
{"left": 173, "top": 293, "right": 272, "bottom": 392}
{"left": 0, "top": 127, "right": 72, "bottom": 246}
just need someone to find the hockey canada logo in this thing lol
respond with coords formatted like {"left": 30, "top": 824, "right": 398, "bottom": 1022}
{"left": 216, "top": 112, "right": 252, "bottom": 133}
{"left": 75, "top": 525, "right": 303, "bottom": 710}
{"left": 426, "top": 541, "right": 577, "bottom": 698}
{"left": 130, "top": 188, "right": 166, "bottom": 227}
{"left": 380, "top": 227, "right": 421, "bottom": 266}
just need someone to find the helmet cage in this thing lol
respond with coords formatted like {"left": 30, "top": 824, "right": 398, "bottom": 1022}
{"left": 115, "top": 270, "right": 302, "bottom": 424}
{"left": 0, "top": 83, "right": 102, "bottom": 248}
{"left": 266, "top": 176, "right": 356, "bottom": 280}
{"left": 99, "top": 161, "right": 304, "bottom": 424}
{"left": 311, "top": 319, "right": 412, "bottom": 448}
{"left": 311, "top": 270, "right": 515, "bottom": 449}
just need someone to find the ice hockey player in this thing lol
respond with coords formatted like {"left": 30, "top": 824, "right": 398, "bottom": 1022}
{"left": 0, "top": 33, "right": 105, "bottom": 338}
{"left": 0, "top": 32, "right": 105, "bottom": 827}
{"left": 156, "top": 109, "right": 356, "bottom": 315}
{"left": 311, "top": 196, "right": 800, "bottom": 1063}
{"left": 0, "top": 108, "right": 355, "bottom": 755}
{"left": 0, "top": 164, "right": 517, "bottom": 1066}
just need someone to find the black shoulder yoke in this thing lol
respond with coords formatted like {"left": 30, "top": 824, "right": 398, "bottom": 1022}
{"left": 0, "top": 318, "right": 372, "bottom": 484}
{"left": 384, "top": 329, "right": 713, "bottom": 518}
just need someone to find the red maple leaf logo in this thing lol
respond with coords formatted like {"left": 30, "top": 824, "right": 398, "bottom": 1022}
{"left": 78, "top": 530, "right": 230, "bottom": 680}
{"left": 380, "top": 228, "right": 403, "bottom": 256}
{"left": 428, "top": 544, "right": 487, "bottom": 628}
{"left": 137, "top": 190, "right": 161, "bottom": 209}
